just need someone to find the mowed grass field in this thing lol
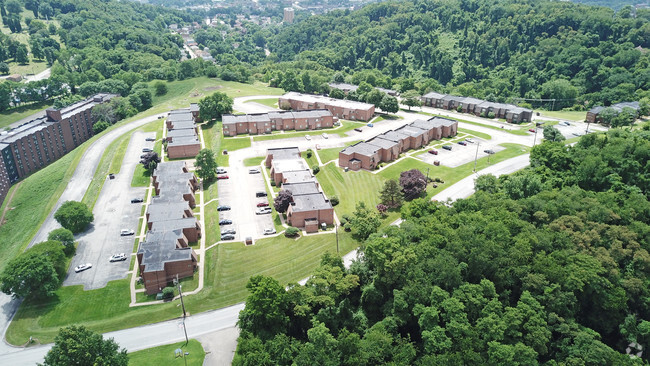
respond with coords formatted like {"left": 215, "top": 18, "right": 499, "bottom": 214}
{"left": 0, "top": 101, "right": 50, "bottom": 130}
{"left": 128, "top": 340, "right": 205, "bottom": 366}
{"left": 539, "top": 110, "right": 587, "bottom": 122}
{"left": 6, "top": 231, "right": 357, "bottom": 345}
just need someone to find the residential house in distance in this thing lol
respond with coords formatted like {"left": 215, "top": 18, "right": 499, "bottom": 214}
{"left": 0, "top": 93, "right": 117, "bottom": 206}
{"left": 164, "top": 108, "right": 201, "bottom": 159}
{"left": 421, "top": 92, "right": 533, "bottom": 123}
{"left": 328, "top": 82, "right": 399, "bottom": 96}
{"left": 339, "top": 116, "right": 459, "bottom": 171}
{"left": 279, "top": 92, "right": 376, "bottom": 121}
{"left": 222, "top": 110, "right": 334, "bottom": 137}
{"left": 586, "top": 101, "right": 641, "bottom": 124}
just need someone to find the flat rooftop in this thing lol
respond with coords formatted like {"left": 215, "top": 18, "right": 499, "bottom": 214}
{"left": 367, "top": 138, "right": 398, "bottom": 149}
{"left": 147, "top": 201, "right": 191, "bottom": 223}
{"left": 281, "top": 169, "right": 314, "bottom": 184}
{"left": 168, "top": 120, "right": 196, "bottom": 130}
{"left": 167, "top": 135, "right": 200, "bottom": 147}
{"left": 281, "top": 92, "right": 375, "bottom": 111}
{"left": 378, "top": 130, "right": 409, "bottom": 142}
{"left": 396, "top": 125, "right": 428, "bottom": 137}
{"left": 290, "top": 192, "right": 332, "bottom": 212}
{"left": 167, "top": 129, "right": 198, "bottom": 139}
{"left": 267, "top": 147, "right": 300, "bottom": 161}
{"left": 138, "top": 234, "right": 194, "bottom": 272}
{"left": 272, "top": 159, "right": 308, "bottom": 173}
{"left": 282, "top": 182, "right": 320, "bottom": 196}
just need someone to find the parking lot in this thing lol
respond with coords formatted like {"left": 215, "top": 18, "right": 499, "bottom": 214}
{"left": 215, "top": 162, "right": 275, "bottom": 243}
{"left": 63, "top": 132, "right": 154, "bottom": 290}
{"left": 416, "top": 137, "right": 503, "bottom": 168}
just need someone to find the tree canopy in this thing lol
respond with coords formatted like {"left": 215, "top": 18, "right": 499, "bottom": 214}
{"left": 198, "top": 91, "right": 233, "bottom": 121}
{"left": 53, "top": 201, "right": 94, "bottom": 234}
{"left": 42, "top": 325, "right": 128, "bottom": 366}
{"left": 194, "top": 149, "right": 217, "bottom": 181}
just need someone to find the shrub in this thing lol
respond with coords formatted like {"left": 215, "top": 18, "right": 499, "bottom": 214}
{"left": 330, "top": 196, "right": 339, "bottom": 206}
{"left": 270, "top": 180, "right": 276, "bottom": 187}
{"left": 456, "top": 105, "right": 463, "bottom": 112}
{"left": 162, "top": 287, "right": 175, "bottom": 299}
{"left": 488, "top": 112, "right": 496, "bottom": 119}
{"left": 306, "top": 150, "right": 313, "bottom": 158}
{"left": 285, "top": 227, "right": 300, "bottom": 237}
{"left": 312, "top": 165, "right": 320, "bottom": 174}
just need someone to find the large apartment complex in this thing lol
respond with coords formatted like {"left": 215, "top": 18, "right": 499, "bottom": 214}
{"left": 222, "top": 109, "right": 335, "bottom": 136}
{"left": 0, "top": 93, "right": 117, "bottom": 205}
{"left": 165, "top": 105, "right": 201, "bottom": 159}
{"left": 279, "top": 92, "right": 376, "bottom": 121}
{"left": 586, "top": 101, "right": 641, "bottom": 124}
{"left": 138, "top": 161, "right": 200, "bottom": 295}
{"left": 265, "top": 147, "right": 334, "bottom": 232}
{"left": 339, "top": 117, "right": 458, "bottom": 171}
{"left": 421, "top": 92, "right": 533, "bottom": 123}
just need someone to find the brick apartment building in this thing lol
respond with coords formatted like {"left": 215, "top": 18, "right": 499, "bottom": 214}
{"left": 265, "top": 147, "right": 333, "bottom": 233}
{"left": 222, "top": 110, "right": 335, "bottom": 137}
{"left": 339, "top": 117, "right": 458, "bottom": 171}
{"left": 0, "top": 93, "right": 116, "bottom": 206}
{"left": 328, "top": 82, "right": 399, "bottom": 96}
{"left": 586, "top": 101, "right": 641, "bottom": 124}
{"left": 165, "top": 108, "right": 201, "bottom": 159}
{"left": 138, "top": 161, "right": 200, "bottom": 295}
{"left": 421, "top": 92, "right": 533, "bottom": 123}
{"left": 278, "top": 92, "right": 376, "bottom": 121}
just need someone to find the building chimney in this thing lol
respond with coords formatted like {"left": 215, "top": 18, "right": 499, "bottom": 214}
{"left": 45, "top": 108, "right": 62, "bottom": 122}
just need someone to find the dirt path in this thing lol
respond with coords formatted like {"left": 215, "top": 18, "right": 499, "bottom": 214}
{"left": 0, "top": 182, "right": 22, "bottom": 227}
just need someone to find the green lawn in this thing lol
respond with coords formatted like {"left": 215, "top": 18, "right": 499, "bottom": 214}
{"left": 204, "top": 200, "right": 221, "bottom": 246}
{"left": 128, "top": 340, "right": 205, "bottom": 366}
{"left": 223, "top": 137, "right": 251, "bottom": 151}
{"left": 243, "top": 156, "right": 264, "bottom": 167}
{"left": 6, "top": 232, "right": 357, "bottom": 345}
{"left": 304, "top": 150, "right": 319, "bottom": 168}
{"left": 458, "top": 127, "right": 492, "bottom": 140}
{"left": 538, "top": 110, "right": 587, "bottom": 122}
{"left": 0, "top": 101, "right": 50, "bottom": 130}
{"left": 82, "top": 133, "right": 131, "bottom": 208}
{"left": 318, "top": 141, "right": 362, "bottom": 164}
{"left": 131, "top": 165, "right": 151, "bottom": 187}
{"left": 201, "top": 121, "right": 249, "bottom": 166}
{"left": 245, "top": 98, "right": 279, "bottom": 109}
{"left": 249, "top": 120, "right": 364, "bottom": 142}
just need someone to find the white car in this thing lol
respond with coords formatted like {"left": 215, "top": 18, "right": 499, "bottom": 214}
{"left": 216, "top": 168, "right": 227, "bottom": 174}
{"left": 120, "top": 229, "right": 135, "bottom": 236}
{"left": 322, "top": 133, "right": 328, "bottom": 139}
{"left": 256, "top": 207, "right": 272, "bottom": 215}
{"left": 109, "top": 253, "right": 128, "bottom": 262}
{"left": 305, "top": 135, "right": 311, "bottom": 140}
{"left": 75, "top": 263, "right": 92, "bottom": 273}
{"left": 249, "top": 168, "right": 260, "bottom": 174}
{"left": 263, "top": 228, "right": 276, "bottom": 235}
{"left": 465, "top": 138, "right": 475, "bottom": 143}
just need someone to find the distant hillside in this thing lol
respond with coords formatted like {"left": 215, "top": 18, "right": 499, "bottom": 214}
{"left": 571, "top": 0, "right": 648, "bottom": 11}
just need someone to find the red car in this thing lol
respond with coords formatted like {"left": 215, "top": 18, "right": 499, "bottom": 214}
{"left": 257, "top": 202, "right": 269, "bottom": 207}
{"left": 217, "top": 175, "right": 229, "bottom": 180}
{"left": 428, "top": 149, "right": 438, "bottom": 155}
{"left": 529, "top": 129, "right": 536, "bottom": 133}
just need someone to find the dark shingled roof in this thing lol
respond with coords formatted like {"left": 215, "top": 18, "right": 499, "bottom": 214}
{"left": 366, "top": 138, "right": 399, "bottom": 150}
{"left": 147, "top": 201, "right": 191, "bottom": 222}
{"left": 168, "top": 136, "right": 200, "bottom": 147}
{"left": 290, "top": 193, "right": 332, "bottom": 212}
{"left": 340, "top": 142, "right": 380, "bottom": 156}
{"left": 168, "top": 120, "right": 196, "bottom": 130}
{"left": 396, "top": 125, "right": 428, "bottom": 137}
{"left": 138, "top": 231, "right": 194, "bottom": 272}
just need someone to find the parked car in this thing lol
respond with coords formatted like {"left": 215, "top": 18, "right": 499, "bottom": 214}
{"left": 217, "top": 175, "right": 229, "bottom": 180}
{"left": 263, "top": 228, "right": 276, "bottom": 235}
{"left": 109, "top": 253, "right": 127, "bottom": 262}
{"left": 219, "top": 219, "right": 232, "bottom": 225}
{"left": 216, "top": 168, "right": 227, "bottom": 174}
{"left": 222, "top": 150, "right": 228, "bottom": 155}
{"left": 354, "top": 128, "right": 363, "bottom": 132}
{"left": 428, "top": 149, "right": 438, "bottom": 155}
{"left": 75, "top": 263, "right": 92, "bottom": 273}
{"left": 145, "top": 137, "right": 156, "bottom": 142}
{"left": 529, "top": 129, "right": 536, "bottom": 133}
{"left": 131, "top": 198, "right": 143, "bottom": 203}
{"left": 221, "top": 234, "right": 235, "bottom": 240}
{"left": 572, "top": 132, "right": 583, "bottom": 137}
{"left": 256, "top": 207, "right": 272, "bottom": 215}
{"left": 221, "top": 229, "right": 236, "bottom": 235}
{"left": 322, "top": 133, "right": 328, "bottom": 139}
{"left": 120, "top": 229, "right": 135, "bottom": 236}
{"left": 108, "top": 173, "right": 115, "bottom": 179}
{"left": 561, "top": 121, "right": 571, "bottom": 126}
{"left": 465, "top": 138, "right": 475, "bottom": 143}
{"left": 142, "top": 147, "right": 153, "bottom": 153}
{"left": 305, "top": 135, "right": 311, "bottom": 140}
{"left": 457, "top": 141, "right": 468, "bottom": 146}
{"left": 367, "top": 123, "right": 374, "bottom": 127}
{"left": 249, "top": 168, "right": 260, "bottom": 174}
{"left": 217, "top": 205, "right": 231, "bottom": 211}
{"left": 315, "top": 144, "right": 321, "bottom": 150}
{"left": 484, "top": 149, "right": 495, "bottom": 154}
{"left": 257, "top": 202, "right": 269, "bottom": 207}
{"left": 256, "top": 191, "right": 267, "bottom": 197}
{"left": 442, "top": 145, "right": 453, "bottom": 151}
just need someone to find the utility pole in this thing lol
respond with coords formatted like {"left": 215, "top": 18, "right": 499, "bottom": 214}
{"left": 473, "top": 142, "right": 480, "bottom": 172}
{"left": 335, "top": 224, "right": 339, "bottom": 254}
{"left": 533, "top": 127, "right": 538, "bottom": 147}
{"left": 176, "top": 275, "right": 188, "bottom": 345}
{"left": 425, "top": 167, "right": 430, "bottom": 184}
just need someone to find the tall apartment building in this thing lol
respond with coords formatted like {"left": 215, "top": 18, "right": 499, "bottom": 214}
{"left": 0, "top": 94, "right": 117, "bottom": 205}
{"left": 283, "top": 8, "right": 295, "bottom": 23}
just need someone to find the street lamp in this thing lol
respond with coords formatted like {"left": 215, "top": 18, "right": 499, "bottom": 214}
{"left": 473, "top": 142, "right": 480, "bottom": 172}
{"left": 184, "top": 352, "right": 190, "bottom": 366}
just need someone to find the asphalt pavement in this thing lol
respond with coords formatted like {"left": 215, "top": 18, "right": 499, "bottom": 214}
{"left": 63, "top": 131, "right": 153, "bottom": 290}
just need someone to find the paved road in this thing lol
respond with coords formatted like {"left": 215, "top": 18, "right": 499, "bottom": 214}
{"left": 29, "top": 114, "right": 164, "bottom": 247}
{"left": 63, "top": 132, "right": 153, "bottom": 290}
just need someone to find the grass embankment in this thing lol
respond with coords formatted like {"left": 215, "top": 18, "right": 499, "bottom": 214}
{"left": 128, "top": 339, "right": 205, "bottom": 366}
{"left": 7, "top": 231, "right": 357, "bottom": 344}
{"left": 246, "top": 98, "right": 279, "bottom": 109}
{"left": 243, "top": 156, "right": 264, "bottom": 167}
{"left": 318, "top": 140, "right": 362, "bottom": 164}
{"left": 201, "top": 121, "right": 250, "bottom": 167}
{"left": 0, "top": 101, "right": 50, "bottom": 130}
{"left": 303, "top": 151, "right": 319, "bottom": 168}
{"left": 458, "top": 128, "right": 492, "bottom": 140}
{"left": 538, "top": 110, "right": 587, "bottom": 122}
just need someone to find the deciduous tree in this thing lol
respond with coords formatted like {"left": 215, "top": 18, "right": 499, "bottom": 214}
{"left": 0, "top": 251, "right": 59, "bottom": 298}
{"left": 399, "top": 169, "right": 427, "bottom": 200}
{"left": 238, "top": 275, "right": 290, "bottom": 341}
{"left": 54, "top": 201, "right": 93, "bottom": 234}
{"left": 198, "top": 91, "right": 233, "bottom": 121}
{"left": 42, "top": 325, "right": 128, "bottom": 366}
{"left": 274, "top": 190, "right": 293, "bottom": 213}
{"left": 379, "top": 94, "right": 399, "bottom": 113}
{"left": 542, "top": 125, "right": 565, "bottom": 142}
{"left": 348, "top": 201, "right": 381, "bottom": 240}
{"left": 48, "top": 228, "right": 75, "bottom": 256}
{"left": 194, "top": 148, "right": 217, "bottom": 181}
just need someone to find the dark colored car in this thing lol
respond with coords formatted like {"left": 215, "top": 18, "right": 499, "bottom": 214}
{"left": 354, "top": 128, "right": 363, "bottom": 132}
{"left": 219, "top": 219, "right": 232, "bottom": 225}
{"left": 108, "top": 173, "right": 115, "bottom": 179}
{"left": 442, "top": 145, "right": 452, "bottom": 151}
{"left": 221, "top": 234, "right": 235, "bottom": 240}
{"left": 221, "top": 229, "right": 236, "bottom": 235}
{"left": 217, "top": 205, "right": 231, "bottom": 211}
{"left": 257, "top": 202, "right": 269, "bottom": 207}
{"left": 484, "top": 149, "right": 495, "bottom": 154}
{"left": 428, "top": 149, "right": 438, "bottom": 155}
{"left": 457, "top": 141, "right": 468, "bottom": 146}
{"left": 145, "top": 137, "right": 156, "bottom": 142}
{"left": 256, "top": 191, "right": 267, "bottom": 197}
{"left": 131, "top": 198, "right": 143, "bottom": 203}
{"left": 142, "top": 147, "right": 153, "bottom": 153}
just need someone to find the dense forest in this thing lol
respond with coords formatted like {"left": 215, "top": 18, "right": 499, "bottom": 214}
{"left": 233, "top": 128, "right": 650, "bottom": 365}
{"left": 265, "top": 0, "right": 650, "bottom": 109}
